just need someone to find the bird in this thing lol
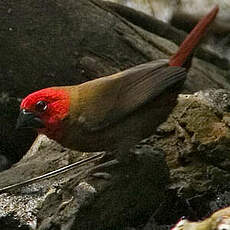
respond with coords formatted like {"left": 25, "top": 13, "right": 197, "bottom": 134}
{"left": 16, "top": 6, "right": 218, "bottom": 162}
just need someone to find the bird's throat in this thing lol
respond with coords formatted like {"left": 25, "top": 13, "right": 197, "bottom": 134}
{"left": 38, "top": 121, "right": 64, "bottom": 143}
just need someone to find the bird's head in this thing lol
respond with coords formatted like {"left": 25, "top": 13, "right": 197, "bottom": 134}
{"left": 17, "top": 87, "right": 70, "bottom": 140}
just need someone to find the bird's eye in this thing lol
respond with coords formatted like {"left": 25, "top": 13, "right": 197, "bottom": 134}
{"left": 35, "top": 100, "right": 47, "bottom": 112}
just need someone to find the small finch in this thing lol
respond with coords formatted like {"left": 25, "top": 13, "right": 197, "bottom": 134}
{"left": 17, "top": 6, "right": 218, "bottom": 160}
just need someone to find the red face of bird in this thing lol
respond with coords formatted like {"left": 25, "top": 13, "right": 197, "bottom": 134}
{"left": 17, "top": 87, "right": 70, "bottom": 140}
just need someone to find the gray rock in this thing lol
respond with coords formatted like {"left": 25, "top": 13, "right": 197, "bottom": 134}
{"left": 0, "top": 135, "right": 169, "bottom": 230}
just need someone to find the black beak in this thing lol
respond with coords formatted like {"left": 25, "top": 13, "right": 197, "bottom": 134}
{"left": 16, "top": 109, "right": 45, "bottom": 129}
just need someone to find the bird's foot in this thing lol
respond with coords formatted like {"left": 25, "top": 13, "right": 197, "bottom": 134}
{"left": 96, "top": 151, "right": 116, "bottom": 164}
{"left": 90, "top": 159, "right": 119, "bottom": 180}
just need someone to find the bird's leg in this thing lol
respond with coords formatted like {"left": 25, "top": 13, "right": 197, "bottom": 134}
{"left": 90, "top": 158, "right": 119, "bottom": 180}
{"left": 96, "top": 135, "right": 139, "bottom": 164}
{"left": 89, "top": 149, "right": 120, "bottom": 179}
{"left": 115, "top": 136, "right": 140, "bottom": 164}
{"left": 96, "top": 150, "right": 117, "bottom": 164}
{"left": 91, "top": 139, "right": 138, "bottom": 179}
{"left": 90, "top": 150, "right": 135, "bottom": 180}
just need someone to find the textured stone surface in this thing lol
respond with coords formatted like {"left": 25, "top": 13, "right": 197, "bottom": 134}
{"left": 1, "top": 90, "right": 230, "bottom": 229}
{"left": 0, "top": 136, "right": 169, "bottom": 230}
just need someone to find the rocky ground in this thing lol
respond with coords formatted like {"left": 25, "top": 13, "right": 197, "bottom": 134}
{"left": 1, "top": 89, "right": 230, "bottom": 229}
{"left": 1, "top": 0, "right": 230, "bottom": 229}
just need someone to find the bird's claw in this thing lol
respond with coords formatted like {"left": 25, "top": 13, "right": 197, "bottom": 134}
{"left": 90, "top": 159, "right": 119, "bottom": 180}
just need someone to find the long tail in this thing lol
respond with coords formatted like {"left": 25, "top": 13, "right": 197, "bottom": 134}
{"left": 169, "top": 5, "right": 219, "bottom": 67}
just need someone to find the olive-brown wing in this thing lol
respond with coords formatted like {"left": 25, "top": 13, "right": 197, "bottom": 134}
{"left": 77, "top": 59, "right": 186, "bottom": 131}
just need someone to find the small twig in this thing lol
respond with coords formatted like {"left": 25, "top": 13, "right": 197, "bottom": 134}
{"left": 0, "top": 152, "right": 104, "bottom": 194}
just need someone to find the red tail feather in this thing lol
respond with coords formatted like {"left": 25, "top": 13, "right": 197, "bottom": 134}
{"left": 169, "top": 5, "right": 219, "bottom": 67}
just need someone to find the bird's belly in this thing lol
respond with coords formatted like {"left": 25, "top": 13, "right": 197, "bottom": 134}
{"left": 61, "top": 89, "right": 179, "bottom": 153}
